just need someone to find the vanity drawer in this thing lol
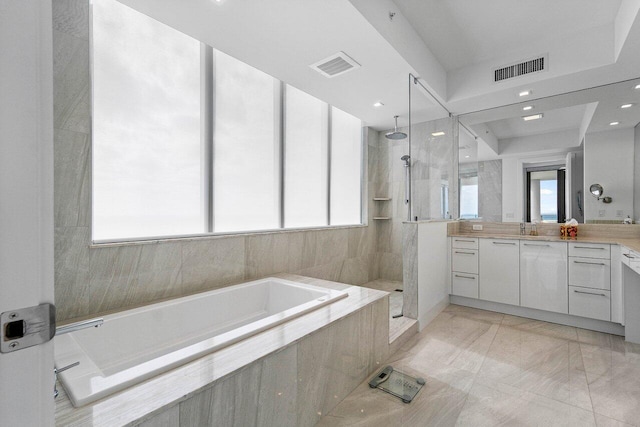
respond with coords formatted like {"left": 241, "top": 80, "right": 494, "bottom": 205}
{"left": 569, "top": 257, "right": 610, "bottom": 290}
{"left": 569, "top": 286, "right": 610, "bottom": 321}
{"left": 452, "top": 249, "right": 478, "bottom": 274}
{"left": 451, "top": 237, "right": 478, "bottom": 250}
{"left": 569, "top": 243, "right": 610, "bottom": 259}
{"left": 452, "top": 273, "right": 478, "bottom": 298}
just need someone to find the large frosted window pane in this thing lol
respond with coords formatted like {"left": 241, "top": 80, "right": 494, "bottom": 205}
{"left": 284, "top": 86, "right": 328, "bottom": 227}
{"left": 213, "top": 51, "right": 278, "bottom": 232}
{"left": 92, "top": 0, "right": 203, "bottom": 240}
{"left": 330, "top": 107, "right": 362, "bottom": 225}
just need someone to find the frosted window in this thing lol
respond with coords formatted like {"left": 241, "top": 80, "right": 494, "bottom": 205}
{"left": 330, "top": 107, "right": 362, "bottom": 225}
{"left": 92, "top": 0, "right": 203, "bottom": 240}
{"left": 213, "top": 51, "right": 279, "bottom": 232}
{"left": 284, "top": 85, "right": 328, "bottom": 227}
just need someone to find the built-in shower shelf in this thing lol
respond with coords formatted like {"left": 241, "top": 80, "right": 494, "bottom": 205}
{"left": 373, "top": 197, "right": 391, "bottom": 201}
{"left": 373, "top": 217, "right": 391, "bottom": 220}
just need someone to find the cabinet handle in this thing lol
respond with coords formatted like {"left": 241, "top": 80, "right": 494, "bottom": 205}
{"left": 492, "top": 242, "right": 516, "bottom": 245}
{"left": 454, "top": 251, "right": 476, "bottom": 255}
{"left": 573, "top": 289, "right": 607, "bottom": 297}
{"left": 454, "top": 274, "right": 476, "bottom": 280}
{"left": 573, "top": 260, "right": 606, "bottom": 266}
{"left": 523, "top": 243, "right": 551, "bottom": 247}
{"left": 454, "top": 239, "right": 476, "bottom": 243}
{"left": 573, "top": 246, "right": 605, "bottom": 250}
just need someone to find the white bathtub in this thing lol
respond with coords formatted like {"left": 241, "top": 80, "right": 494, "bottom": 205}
{"left": 54, "top": 277, "right": 347, "bottom": 407}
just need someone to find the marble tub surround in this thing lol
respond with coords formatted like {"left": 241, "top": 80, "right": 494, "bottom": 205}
{"left": 55, "top": 274, "right": 390, "bottom": 427}
{"left": 319, "top": 305, "right": 640, "bottom": 426}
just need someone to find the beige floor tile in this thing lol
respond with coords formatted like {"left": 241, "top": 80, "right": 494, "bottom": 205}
{"left": 456, "top": 381, "right": 596, "bottom": 426}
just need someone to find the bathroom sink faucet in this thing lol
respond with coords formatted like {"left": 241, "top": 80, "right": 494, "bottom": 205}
{"left": 520, "top": 223, "right": 526, "bottom": 235}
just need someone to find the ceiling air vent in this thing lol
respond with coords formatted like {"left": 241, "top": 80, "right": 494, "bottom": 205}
{"left": 310, "top": 51, "right": 360, "bottom": 78}
{"left": 494, "top": 54, "right": 547, "bottom": 82}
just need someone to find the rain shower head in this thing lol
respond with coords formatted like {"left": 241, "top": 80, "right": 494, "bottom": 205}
{"left": 385, "top": 115, "right": 407, "bottom": 140}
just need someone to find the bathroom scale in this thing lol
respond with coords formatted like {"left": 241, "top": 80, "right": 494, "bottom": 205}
{"left": 368, "top": 365, "right": 425, "bottom": 403}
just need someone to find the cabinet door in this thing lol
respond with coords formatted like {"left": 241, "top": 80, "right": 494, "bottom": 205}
{"left": 479, "top": 239, "right": 520, "bottom": 305}
{"left": 452, "top": 249, "right": 478, "bottom": 274}
{"left": 520, "top": 241, "right": 568, "bottom": 314}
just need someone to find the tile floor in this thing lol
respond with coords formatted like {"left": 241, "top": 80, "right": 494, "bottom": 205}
{"left": 363, "top": 279, "right": 415, "bottom": 340}
{"left": 318, "top": 304, "right": 640, "bottom": 426}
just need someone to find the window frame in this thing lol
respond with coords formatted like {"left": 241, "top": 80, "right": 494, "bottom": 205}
{"left": 90, "top": 9, "right": 364, "bottom": 245}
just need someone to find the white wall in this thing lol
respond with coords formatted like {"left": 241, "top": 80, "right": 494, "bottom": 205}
{"left": 634, "top": 123, "right": 640, "bottom": 221}
{"left": 500, "top": 129, "right": 580, "bottom": 156}
{"left": 584, "top": 128, "right": 635, "bottom": 221}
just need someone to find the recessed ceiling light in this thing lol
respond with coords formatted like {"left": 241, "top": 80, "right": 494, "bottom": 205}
{"left": 621, "top": 103, "right": 633, "bottom": 109}
{"left": 519, "top": 90, "right": 531, "bottom": 97}
{"left": 465, "top": 155, "right": 470, "bottom": 158}
{"left": 373, "top": 101, "right": 384, "bottom": 107}
{"left": 523, "top": 113, "right": 543, "bottom": 121}
{"left": 610, "top": 121, "right": 620, "bottom": 126}
{"left": 431, "top": 131, "right": 445, "bottom": 137}
{"left": 522, "top": 105, "right": 533, "bottom": 111}
{"left": 635, "top": 84, "right": 640, "bottom": 90}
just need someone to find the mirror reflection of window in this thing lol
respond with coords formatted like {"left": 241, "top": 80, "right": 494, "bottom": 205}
{"left": 525, "top": 168, "right": 566, "bottom": 223}
{"left": 459, "top": 174, "right": 478, "bottom": 219}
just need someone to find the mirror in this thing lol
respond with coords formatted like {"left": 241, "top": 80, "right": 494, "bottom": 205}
{"left": 458, "top": 77, "right": 640, "bottom": 224}
{"left": 590, "top": 183, "right": 613, "bottom": 203}
{"left": 590, "top": 184, "right": 604, "bottom": 199}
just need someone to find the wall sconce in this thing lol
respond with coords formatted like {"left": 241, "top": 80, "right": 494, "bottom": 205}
{"left": 590, "top": 183, "right": 612, "bottom": 203}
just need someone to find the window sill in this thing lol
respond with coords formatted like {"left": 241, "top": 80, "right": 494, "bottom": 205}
{"left": 90, "top": 223, "right": 368, "bottom": 248}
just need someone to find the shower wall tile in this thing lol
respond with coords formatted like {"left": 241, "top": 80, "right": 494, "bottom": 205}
{"left": 181, "top": 237, "right": 246, "bottom": 292}
{"left": 378, "top": 252, "right": 403, "bottom": 281}
{"left": 402, "top": 223, "right": 419, "bottom": 319}
{"left": 314, "top": 229, "right": 349, "bottom": 266}
{"left": 52, "top": 0, "right": 89, "bottom": 40}
{"left": 245, "top": 233, "right": 291, "bottom": 279}
{"left": 54, "top": 128, "right": 90, "bottom": 227}
{"left": 87, "top": 245, "right": 143, "bottom": 314}
{"left": 132, "top": 242, "right": 183, "bottom": 301}
{"left": 478, "top": 160, "right": 503, "bottom": 222}
{"left": 54, "top": 226, "right": 90, "bottom": 319}
{"left": 53, "top": 30, "right": 90, "bottom": 134}
{"left": 295, "top": 260, "right": 345, "bottom": 284}
{"left": 347, "top": 226, "right": 375, "bottom": 258}
{"left": 339, "top": 257, "right": 370, "bottom": 286}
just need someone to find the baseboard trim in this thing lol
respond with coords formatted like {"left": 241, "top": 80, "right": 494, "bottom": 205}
{"left": 418, "top": 297, "right": 449, "bottom": 331}
{"left": 450, "top": 295, "right": 625, "bottom": 336}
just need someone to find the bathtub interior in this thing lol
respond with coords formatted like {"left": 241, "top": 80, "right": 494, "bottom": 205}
{"left": 55, "top": 277, "right": 348, "bottom": 406}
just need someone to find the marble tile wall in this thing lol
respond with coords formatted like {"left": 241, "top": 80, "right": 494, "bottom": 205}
{"left": 130, "top": 298, "right": 388, "bottom": 427}
{"left": 478, "top": 160, "right": 502, "bottom": 222}
{"left": 52, "top": 0, "right": 379, "bottom": 321}
{"left": 376, "top": 117, "right": 458, "bottom": 281}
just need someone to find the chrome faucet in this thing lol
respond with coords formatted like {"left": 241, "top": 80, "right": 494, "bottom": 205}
{"left": 520, "top": 223, "right": 526, "bottom": 235}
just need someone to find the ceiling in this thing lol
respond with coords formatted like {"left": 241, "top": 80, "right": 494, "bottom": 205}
{"left": 394, "top": 0, "right": 622, "bottom": 71}
{"left": 119, "top": 0, "right": 640, "bottom": 132}
{"left": 484, "top": 104, "right": 588, "bottom": 140}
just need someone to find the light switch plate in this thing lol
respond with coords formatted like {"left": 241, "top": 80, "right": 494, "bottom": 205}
{"left": 472, "top": 224, "right": 483, "bottom": 231}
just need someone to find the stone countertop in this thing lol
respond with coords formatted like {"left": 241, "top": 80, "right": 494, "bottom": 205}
{"left": 449, "top": 232, "right": 640, "bottom": 253}
{"left": 54, "top": 274, "right": 389, "bottom": 427}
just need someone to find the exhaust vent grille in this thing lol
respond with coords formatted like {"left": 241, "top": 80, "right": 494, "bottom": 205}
{"left": 310, "top": 52, "right": 360, "bottom": 78}
{"left": 494, "top": 55, "right": 547, "bottom": 82}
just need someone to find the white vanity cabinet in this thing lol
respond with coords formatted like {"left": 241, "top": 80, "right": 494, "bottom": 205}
{"left": 568, "top": 242, "right": 611, "bottom": 321}
{"left": 479, "top": 239, "right": 519, "bottom": 305}
{"left": 451, "top": 238, "right": 478, "bottom": 298}
{"left": 520, "top": 241, "right": 568, "bottom": 314}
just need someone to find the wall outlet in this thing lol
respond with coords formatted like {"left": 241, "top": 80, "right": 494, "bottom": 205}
{"left": 506, "top": 213, "right": 515, "bottom": 219}
{"left": 473, "top": 224, "right": 483, "bottom": 231}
